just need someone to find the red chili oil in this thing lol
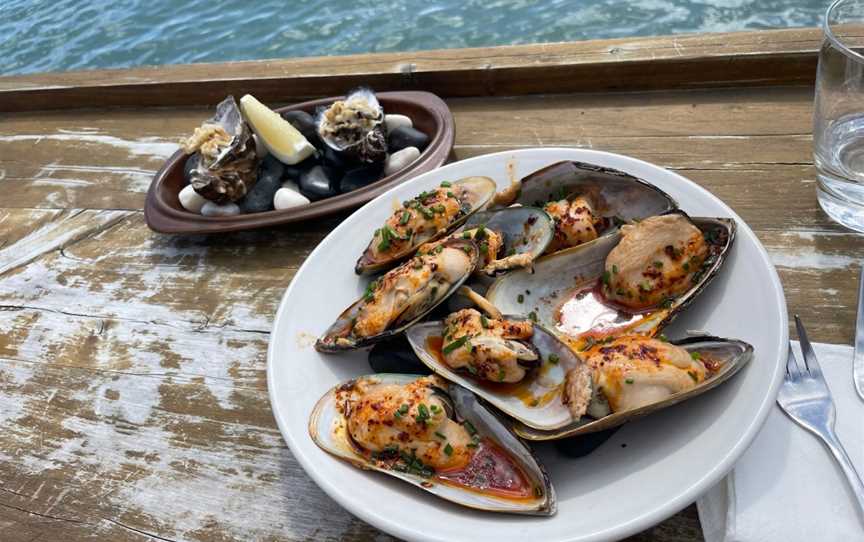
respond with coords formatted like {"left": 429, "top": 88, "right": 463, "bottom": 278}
{"left": 437, "top": 438, "right": 535, "bottom": 500}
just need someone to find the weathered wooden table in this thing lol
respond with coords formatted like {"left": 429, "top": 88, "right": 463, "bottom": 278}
{"left": 1, "top": 28, "right": 861, "bottom": 541}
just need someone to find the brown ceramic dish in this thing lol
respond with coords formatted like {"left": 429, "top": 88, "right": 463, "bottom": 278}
{"left": 144, "top": 91, "right": 455, "bottom": 234}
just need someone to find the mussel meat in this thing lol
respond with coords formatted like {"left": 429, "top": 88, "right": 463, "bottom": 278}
{"left": 355, "top": 177, "right": 497, "bottom": 275}
{"left": 317, "top": 238, "right": 479, "bottom": 352}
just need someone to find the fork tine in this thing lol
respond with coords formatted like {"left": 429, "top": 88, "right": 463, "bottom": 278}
{"left": 794, "top": 314, "right": 822, "bottom": 376}
{"left": 786, "top": 343, "right": 801, "bottom": 378}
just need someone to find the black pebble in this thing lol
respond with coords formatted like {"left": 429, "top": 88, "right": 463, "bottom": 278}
{"left": 388, "top": 126, "right": 429, "bottom": 153}
{"left": 281, "top": 110, "right": 321, "bottom": 146}
{"left": 322, "top": 145, "right": 350, "bottom": 173}
{"left": 239, "top": 155, "right": 284, "bottom": 213}
{"left": 554, "top": 426, "right": 621, "bottom": 458}
{"left": 299, "top": 165, "right": 339, "bottom": 201}
{"left": 368, "top": 336, "right": 432, "bottom": 375}
{"left": 183, "top": 153, "right": 200, "bottom": 181}
{"left": 339, "top": 163, "right": 384, "bottom": 193}
{"left": 283, "top": 155, "right": 318, "bottom": 182}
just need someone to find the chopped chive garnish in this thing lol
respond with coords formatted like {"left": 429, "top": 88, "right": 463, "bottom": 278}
{"left": 462, "top": 231, "right": 472, "bottom": 239}
{"left": 498, "top": 366, "right": 506, "bottom": 381}
{"left": 688, "top": 371, "right": 699, "bottom": 382}
{"left": 447, "top": 191, "right": 455, "bottom": 198}
{"left": 548, "top": 353, "right": 559, "bottom": 364}
{"left": 363, "top": 279, "right": 378, "bottom": 301}
{"left": 464, "top": 420, "right": 477, "bottom": 435}
{"left": 434, "top": 431, "right": 446, "bottom": 439}
{"left": 517, "top": 294, "right": 524, "bottom": 303}
{"left": 398, "top": 404, "right": 410, "bottom": 415}
{"left": 442, "top": 335, "right": 469, "bottom": 354}
{"left": 400, "top": 210, "right": 411, "bottom": 225}
{"left": 418, "top": 404, "right": 429, "bottom": 418}
{"left": 625, "top": 378, "right": 634, "bottom": 384}
{"left": 579, "top": 336, "right": 596, "bottom": 352}
{"left": 612, "top": 264, "right": 619, "bottom": 274}
{"left": 691, "top": 351, "right": 701, "bottom": 360}
{"left": 602, "top": 270, "right": 611, "bottom": 286}
{"left": 658, "top": 334, "right": 669, "bottom": 342}
{"left": 653, "top": 260, "right": 663, "bottom": 268}
{"left": 480, "top": 315, "right": 490, "bottom": 329}
{"left": 440, "top": 181, "right": 452, "bottom": 187}
{"left": 479, "top": 241, "right": 488, "bottom": 254}
{"left": 443, "top": 443, "right": 453, "bottom": 456}
{"left": 467, "top": 442, "right": 479, "bottom": 448}
{"left": 420, "top": 206, "right": 434, "bottom": 219}
{"left": 528, "top": 311, "right": 537, "bottom": 322}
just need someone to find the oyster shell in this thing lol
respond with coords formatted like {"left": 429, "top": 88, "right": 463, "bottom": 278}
{"left": 317, "top": 88, "right": 387, "bottom": 164}
{"left": 317, "top": 238, "right": 479, "bottom": 352}
{"left": 406, "top": 314, "right": 589, "bottom": 431}
{"left": 308, "top": 373, "right": 556, "bottom": 515}
{"left": 512, "top": 335, "right": 754, "bottom": 440}
{"left": 493, "top": 161, "right": 677, "bottom": 254}
{"left": 486, "top": 212, "right": 735, "bottom": 343}
{"left": 181, "top": 96, "right": 260, "bottom": 204}
{"left": 355, "top": 177, "right": 497, "bottom": 275}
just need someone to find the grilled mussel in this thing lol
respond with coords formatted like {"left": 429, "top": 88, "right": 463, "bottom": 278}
{"left": 486, "top": 211, "right": 735, "bottom": 342}
{"left": 317, "top": 238, "right": 479, "bottom": 352}
{"left": 309, "top": 374, "right": 556, "bottom": 514}
{"left": 493, "top": 161, "right": 677, "bottom": 255}
{"left": 406, "top": 310, "right": 590, "bottom": 431}
{"left": 420, "top": 206, "right": 555, "bottom": 276}
{"left": 514, "top": 335, "right": 753, "bottom": 440}
{"left": 355, "top": 177, "right": 497, "bottom": 275}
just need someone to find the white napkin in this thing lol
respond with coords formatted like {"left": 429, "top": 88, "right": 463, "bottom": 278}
{"left": 697, "top": 342, "right": 864, "bottom": 541}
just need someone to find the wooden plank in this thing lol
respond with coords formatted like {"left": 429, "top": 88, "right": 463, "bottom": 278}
{"left": 0, "top": 86, "right": 830, "bottom": 234}
{"left": 0, "top": 28, "right": 829, "bottom": 111}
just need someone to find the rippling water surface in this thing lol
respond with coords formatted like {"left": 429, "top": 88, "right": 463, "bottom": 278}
{"left": 0, "top": 0, "right": 827, "bottom": 75}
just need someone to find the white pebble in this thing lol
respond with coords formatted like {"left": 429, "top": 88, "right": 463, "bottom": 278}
{"left": 384, "top": 146, "right": 421, "bottom": 176}
{"left": 274, "top": 187, "right": 311, "bottom": 210}
{"left": 201, "top": 201, "right": 241, "bottom": 217}
{"left": 253, "top": 134, "right": 269, "bottom": 158}
{"left": 179, "top": 184, "right": 207, "bottom": 214}
{"left": 384, "top": 114, "right": 412, "bottom": 134}
{"left": 282, "top": 180, "right": 300, "bottom": 192}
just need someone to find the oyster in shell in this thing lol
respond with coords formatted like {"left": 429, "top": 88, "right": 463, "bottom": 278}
{"left": 493, "top": 161, "right": 677, "bottom": 254}
{"left": 317, "top": 88, "right": 387, "bottom": 164}
{"left": 181, "top": 96, "right": 260, "bottom": 204}
{"left": 317, "top": 238, "right": 479, "bottom": 352}
{"left": 355, "top": 177, "right": 497, "bottom": 275}
{"left": 308, "top": 373, "right": 556, "bottom": 515}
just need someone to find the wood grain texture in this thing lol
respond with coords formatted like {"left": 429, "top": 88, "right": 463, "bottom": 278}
{"left": 2, "top": 33, "right": 862, "bottom": 542}
{"left": 0, "top": 27, "right": 830, "bottom": 111}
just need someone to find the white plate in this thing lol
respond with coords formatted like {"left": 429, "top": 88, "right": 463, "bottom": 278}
{"left": 267, "top": 148, "right": 788, "bottom": 542}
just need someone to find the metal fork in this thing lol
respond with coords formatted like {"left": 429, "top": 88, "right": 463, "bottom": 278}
{"left": 777, "top": 315, "right": 864, "bottom": 520}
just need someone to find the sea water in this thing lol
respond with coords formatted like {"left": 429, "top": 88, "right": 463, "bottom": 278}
{"left": 0, "top": 0, "right": 831, "bottom": 76}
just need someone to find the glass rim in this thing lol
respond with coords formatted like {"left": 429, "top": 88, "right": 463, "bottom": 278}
{"left": 824, "top": 0, "right": 864, "bottom": 63}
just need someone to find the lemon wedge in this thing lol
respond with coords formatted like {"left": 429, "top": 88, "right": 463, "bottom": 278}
{"left": 240, "top": 94, "right": 316, "bottom": 165}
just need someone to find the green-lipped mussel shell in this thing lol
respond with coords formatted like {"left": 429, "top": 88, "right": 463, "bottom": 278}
{"left": 317, "top": 238, "right": 480, "bottom": 352}
{"left": 406, "top": 318, "right": 584, "bottom": 431}
{"left": 508, "top": 160, "right": 677, "bottom": 241}
{"left": 463, "top": 206, "right": 555, "bottom": 275}
{"left": 355, "top": 176, "right": 498, "bottom": 275}
{"left": 511, "top": 336, "right": 754, "bottom": 440}
{"left": 308, "top": 373, "right": 556, "bottom": 514}
{"left": 486, "top": 213, "right": 736, "bottom": 341}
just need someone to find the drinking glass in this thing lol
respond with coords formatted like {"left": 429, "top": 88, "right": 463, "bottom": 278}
{"left": 814, "top": 0, "right": 864, "bottom": 232}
